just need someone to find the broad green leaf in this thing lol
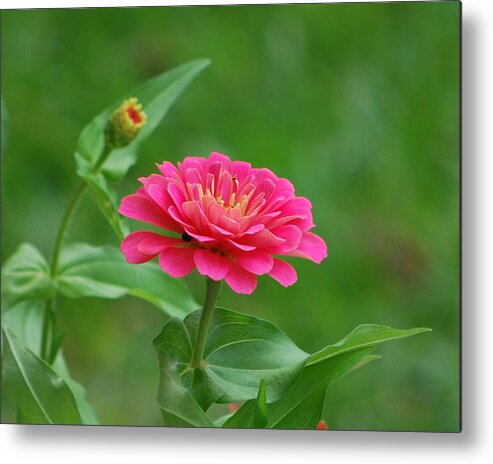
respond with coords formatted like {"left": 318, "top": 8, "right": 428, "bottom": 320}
{"left": 223, "top": 379, "right": 268, "bottom": 429}
{"left": 307, "top": 324, "right": 432, "bottom": 366}
{"left": 153, "top": 306, "right": 308, "bottom": 414}
{"left": 1, "top": 243, "right": 56, "bottom": 310}
{"left": 74, "top": 59, "right": 210, "bottom": 236}
{"left": 153, "top": 319, "right": 214, "bottom": 427}
{"left": 185, "top": 307, "right": 308, "bottom": 404}
{"left": 2, "top": 299, "right": 99, "bottom": 424}
{"left": 2, "top": 328, "right": 81, "bottom": 424}
{"left": 57, "top": 243, "right": 197, "bottom": 318}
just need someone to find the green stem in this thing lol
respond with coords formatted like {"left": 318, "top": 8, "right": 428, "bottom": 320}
{"left": 40, "top": 145, "right": 113, "bottom": 362}
{"left": 50, "top": 181, "right": 87, "bottom": 277}
{"left": 40, "top": 300, "right": 55, "bottom": 362}
{"left": 191, "top": 278, "right": 222, "bottom": 368}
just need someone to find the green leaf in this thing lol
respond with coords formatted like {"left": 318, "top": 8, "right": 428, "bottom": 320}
{"left": 2, "top": 300, "right": 44, "bottom": 353}
{"left": 153, "top": 319, "right": 215, "bottom": 427}
{"left": 186, "top": 307, "right": 309, "bottom": 404}
{"left": 2, "top": 299, "right": 99, "bottom": 424}
{"left": 265, "top": 325, "right": 431, "bottom": 430}
{"left": 223, "top": 379, "right": 268, "bottom": 429}
{"left": 153, "top": 307, "right": 308, "bottom": 414}
{"left": 57, "top": 243, "right": 197, "bottom": 318}
{"left": 267, "top": 348, "right": 374, "bottom": 429}
{"left": 1, "top": 243, "right": 56, "bottom": 310}
{"left": 349, "top": 354, "right": 382, "bottom": 372}
{"left": 307, "top": 324, "right": 432, "bottom": 366}
{"left": 74, "top": 59, "right": 210, "bottom": 236}
{"left": 2, "top": 327, "right": 81, "bottom": 424}
{"left": 254, "top": 379, "right": 268, "bottom": 428}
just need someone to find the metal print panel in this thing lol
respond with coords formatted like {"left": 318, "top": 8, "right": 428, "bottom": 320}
{"left": 1, "top": 1, "right": 460, "bottom": 432}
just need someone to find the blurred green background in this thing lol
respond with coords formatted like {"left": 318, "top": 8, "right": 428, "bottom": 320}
{"left": 1, "top": 2, "right": 460, "bottom": 431}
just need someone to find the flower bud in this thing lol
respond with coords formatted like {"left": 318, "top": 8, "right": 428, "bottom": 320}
{"left": 105, "top": 97, "right": 147, "bottom": 149}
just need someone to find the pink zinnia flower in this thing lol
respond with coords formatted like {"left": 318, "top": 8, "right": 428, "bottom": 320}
{"left": 119, "top": 152, "right": 327, "bottom": 294}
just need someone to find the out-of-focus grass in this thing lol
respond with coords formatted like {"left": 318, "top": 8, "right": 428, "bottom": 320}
{"left": 1, "top": 2, "right": 460, "bottom": 431}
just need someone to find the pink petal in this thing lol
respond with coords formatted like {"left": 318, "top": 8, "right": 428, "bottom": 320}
{"left": 252, "top": 178, "right": 275, "bottom": 204}
{"left": 231, "top": 161, "right": 252, "bottom": 183}
{"left": 193, "top": 249, "right": 230, "bottom": 281}
{"left": 137, "top": 234, "right": 183, "bottom": 255}
{"left": 156, "top": 161, "right": 180, "bottom": 179}
{"left": 241, "top": 223, "right": 265, "bottom": 235}
{"left": 207, "top": 161, "right": 223, "bottom": 185}
{"left": 203, "top": 196, "right": 228, "bottom": 225}
{"left": 180, "top": 157, "right": 208, "bottom": 179}
{"left": 291, "top": 232, "right": 328, "bottom": 264}
{"left": 209, "top": 223, "right": 235, "bottom": 238}
{"left": 121, "top": 231, "right": 158, "bottom": 264}
{"left": 208, "top": 152, "right": 232, "bottom": 168}
{"left": 225, "top": 239, "right": 256, "bottom": 252}
{"left": 139, "top": 173, "right": 168, "bottom": 191}
{"left": 238, "top": 229, "right": 284, "bottom": 249}
{"left": 184, "top": 228, "right": 216, "bottom": 243}
{"left": 158, "top": 247, "right": 196, "bottom": 278}
{"left": 184, "top": 167, "right": 203, "bottom": 185}
{"left": 119, "top": 194, "right": 177, "bottom": 232}
{"left": 167, "top": 183, "right": 187, "bottom": 212}
{"left": 182, "top": 201, "right": 210, "bottom": 232}
{"left": 268, "top": 259, "right": 298, "bottom": 287}
{"left": 270, "top": 225, "right": 302, "bottom": 252}
{"left": 225, "top": 262, "right": 258, "bottom": 295}
{"left": 217, "top": 215, "right": 241, "bottom": 235}
{"left": 145, "top": 186, "right": 182, "bottom": 234}
{"left": 267, "top": 214, "right": 309, "bottom": 231}
{"left": 236, "top": 252, "right": 274, "bottom": 275}
{"left": 274, "top": 178, "right": 295, "bottom": 197}
{"left": 218, "top": 170, "right": 234, "bottom": 203}
{"left": 167, "top": 205, "right": 190, "bottom": 228}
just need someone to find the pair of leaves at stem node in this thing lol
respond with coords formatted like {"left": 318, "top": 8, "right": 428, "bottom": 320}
{"left": 2, "top": 242, "right": 197, "bottom": 318}
{"left": 153, "top": 306, "right": 431, "bottom": 428}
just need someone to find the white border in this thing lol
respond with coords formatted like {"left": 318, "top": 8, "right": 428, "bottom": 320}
{"left": 2, "top": 0, "right": 493, "bottom": 463}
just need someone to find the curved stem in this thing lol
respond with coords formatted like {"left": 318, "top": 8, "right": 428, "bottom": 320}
{"left": 191, "top": 278, "right": 222, "bottom": 368}
{"left": 40, "top": 145, "right": 113, "bottom": 362}
{"left": 40, "top": 181, "right": 87, "bottom": 361}
{"left": 50, "top": 181, "right": 87, "bottom": 277}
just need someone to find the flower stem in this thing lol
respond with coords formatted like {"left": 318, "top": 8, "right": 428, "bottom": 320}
{"left": 40, "top": 180, "right": 87, "bottom": 362}
{"left": 50, "top": 180, "right": 88, "bottom": 277}
{"left": 40, "top": 145, "right": 113, "bottom": 362}
{"left": 191, "top": 278, "right": 222, "bottom": 368}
